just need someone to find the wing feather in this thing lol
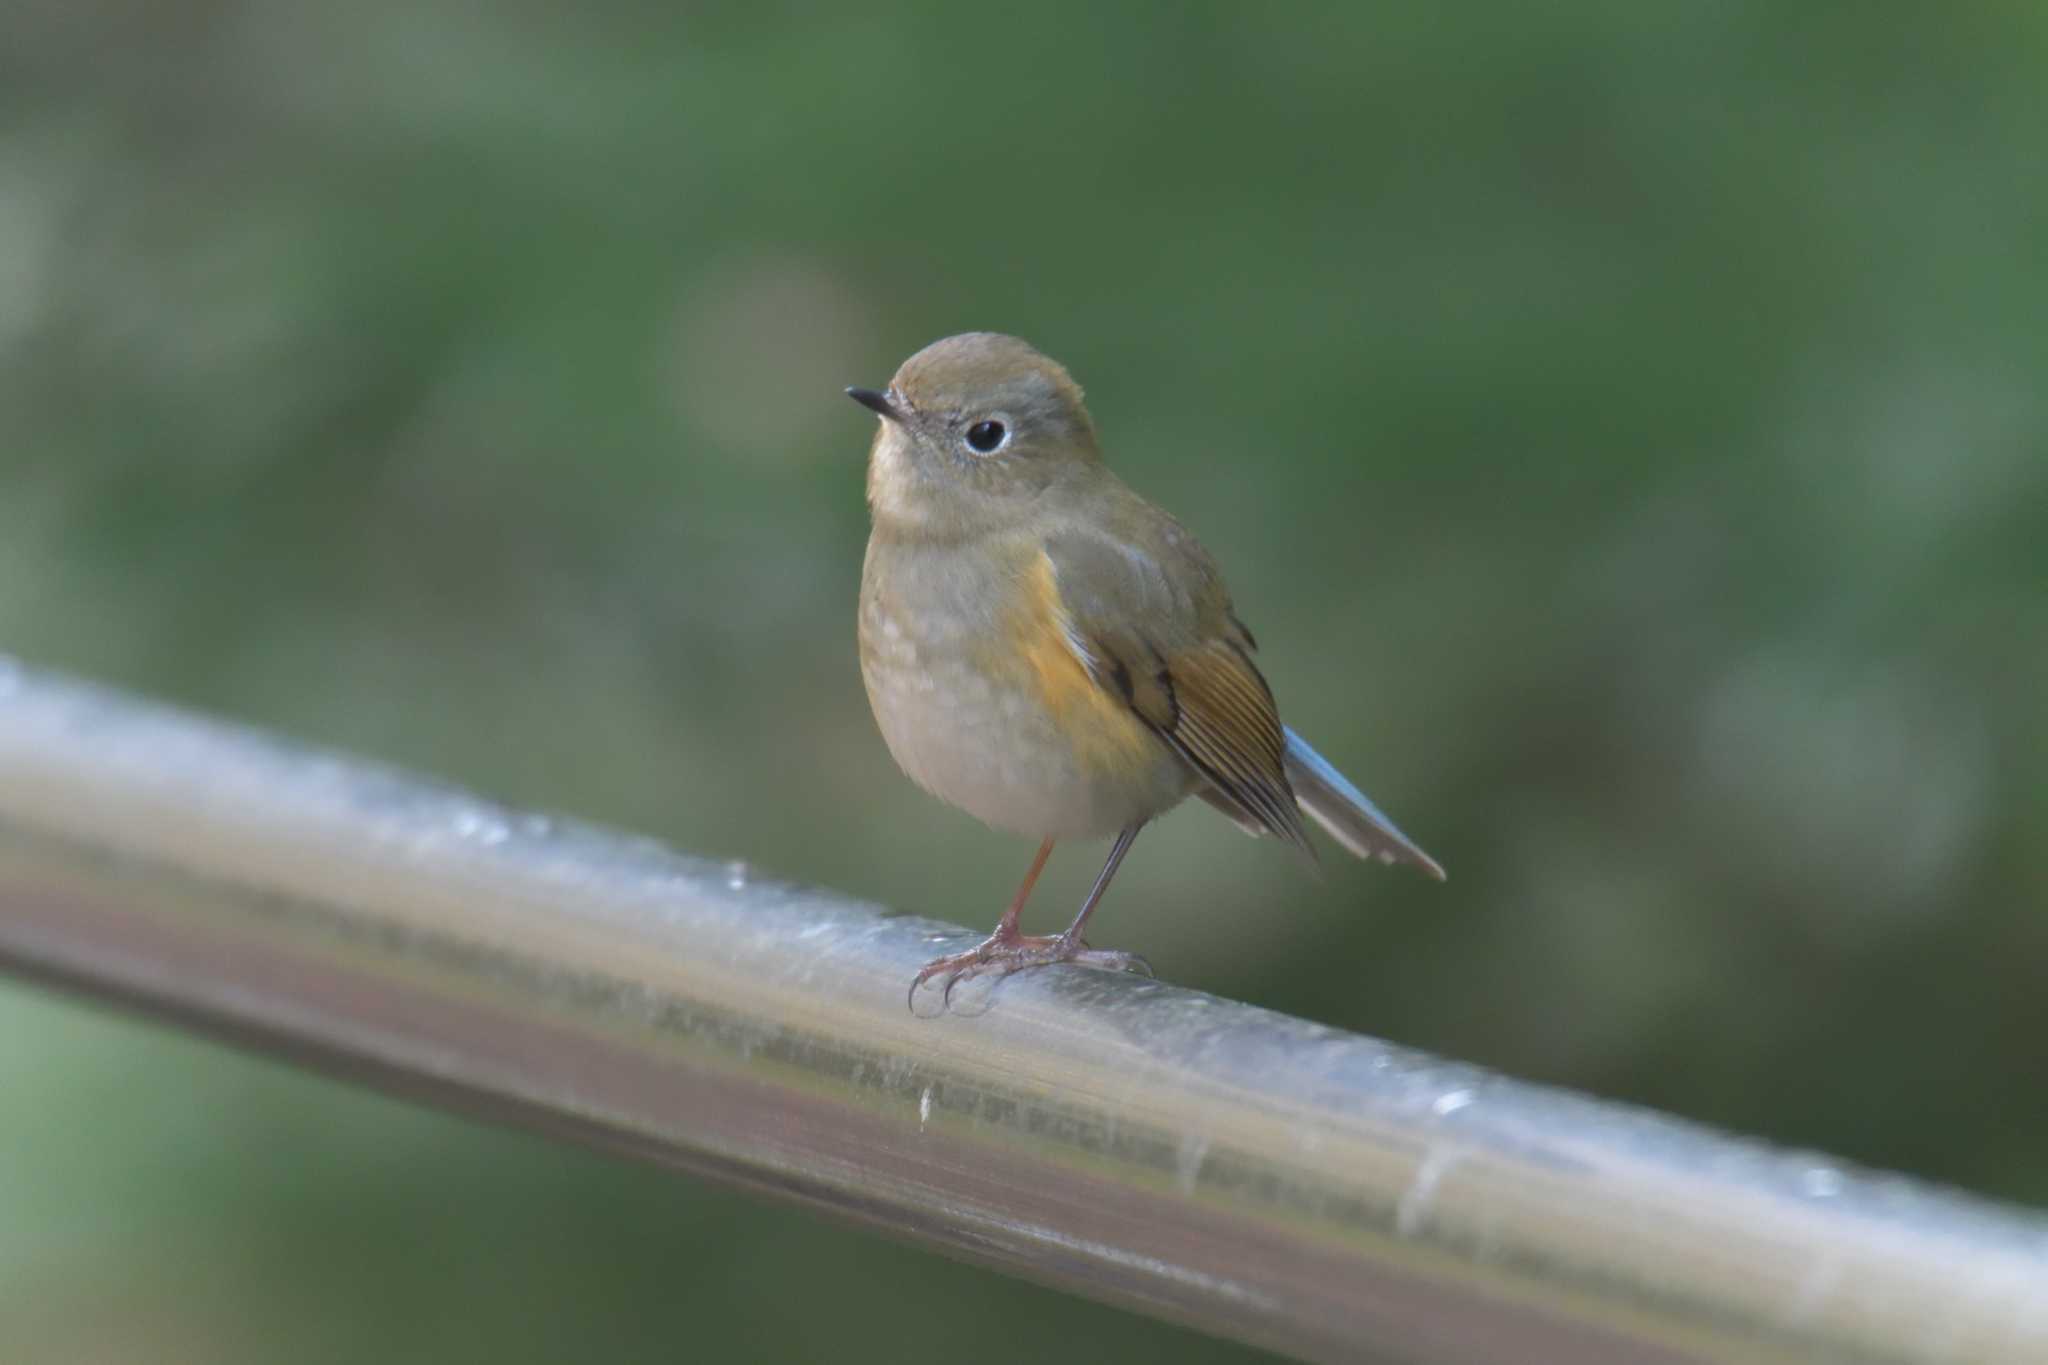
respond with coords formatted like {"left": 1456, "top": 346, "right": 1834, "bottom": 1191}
{"left": 1036, "top": 500, "right": 1441, "bottom": 877}
{"left": 1043, "top": 531, "right": 1311, "bottom": 853}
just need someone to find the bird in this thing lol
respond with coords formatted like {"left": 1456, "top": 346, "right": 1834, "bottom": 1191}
{"left": 849, "top": 332, "right": 1442, "bottom": 1011}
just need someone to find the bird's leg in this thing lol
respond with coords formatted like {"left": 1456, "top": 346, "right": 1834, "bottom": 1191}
{"left": 907, "top": 837, "right": 1053, "bottom": 1009}
{"left": 908, "top": 826, "right": 1153, "bottom": 1013}
{"left": 992, "top": 835, "right": 1057, "bottom": 943}
{"left": 1058, "top": 822, "right": 1142, "bottom": 949}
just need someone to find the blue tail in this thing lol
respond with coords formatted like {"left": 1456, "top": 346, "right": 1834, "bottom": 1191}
{"left": 1282, "top": 726, "right": 1445, "bottom": 880}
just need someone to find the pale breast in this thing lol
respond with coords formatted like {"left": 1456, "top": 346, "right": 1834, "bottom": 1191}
{"left": 859, "top": 535, "right": 1194, "bottom": 839}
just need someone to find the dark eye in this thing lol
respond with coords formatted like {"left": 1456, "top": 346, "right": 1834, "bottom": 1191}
{"left": 965, "top": 420, "right": 1008, "bottom": 454}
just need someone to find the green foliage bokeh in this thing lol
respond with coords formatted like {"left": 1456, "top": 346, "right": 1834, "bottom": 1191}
{"left": 3, "top": 4, "right": 2045, "bottom": 1361}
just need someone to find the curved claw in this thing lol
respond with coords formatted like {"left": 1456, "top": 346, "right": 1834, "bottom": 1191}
{"left": 941, "top": 954, "right": 1010, "bottom": 1011}
{"left": 941, "top": 964, "right": 970, "bottom": 1011}
{"left": 909, "top": 955, "right": 972, "bottom": 1015}
{"left": 906, "top": 940, "right": 991, "bottom": 1015}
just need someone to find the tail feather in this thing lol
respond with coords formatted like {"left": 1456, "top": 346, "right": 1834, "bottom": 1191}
{"left": 1282, "top": 726, "right": 1445, "bottom": 880}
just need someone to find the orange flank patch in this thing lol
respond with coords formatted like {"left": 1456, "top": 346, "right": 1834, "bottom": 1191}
{"left": 1002, "top": 551, "right": 1159, "bottom": 775}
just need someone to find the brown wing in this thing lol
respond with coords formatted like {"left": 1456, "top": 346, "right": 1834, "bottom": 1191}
{"left": 1044, "top": 525, "right": 1314, "bottom": 855}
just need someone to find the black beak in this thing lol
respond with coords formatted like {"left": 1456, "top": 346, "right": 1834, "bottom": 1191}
{"left": 845, "top": 387, "right": 903, "bottom": 423}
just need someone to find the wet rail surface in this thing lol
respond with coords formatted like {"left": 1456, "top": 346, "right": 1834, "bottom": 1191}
{"left": 1, "top": 660, "right": 2044, "bottom": 1364}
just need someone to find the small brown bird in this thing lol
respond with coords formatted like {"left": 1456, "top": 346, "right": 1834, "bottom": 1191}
{"left": 851, "top": 333, "right": 1442, "bottom": 1010}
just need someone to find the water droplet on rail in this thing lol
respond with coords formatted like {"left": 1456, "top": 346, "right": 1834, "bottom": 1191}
{"left": 1174, "top": 1133, "right": 1211, "bottom": 1194}
{"left": 1801, "top": 1167, "right": 1843, "bottom": 1199}
{"left": 725, "top": 859, "right": 749, "bottom": 890}
{"left": 519, "top": 813, "right": 554, "bottom": 837}
{"left": 451, "top": 809, "right": 510, "bottom": 845}
{"left": 1431, "top": 1088, "right": 1476, "bottom": 1118}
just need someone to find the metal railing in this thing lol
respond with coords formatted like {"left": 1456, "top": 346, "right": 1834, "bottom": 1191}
{"left": 0, "top": 659, "right": 2042, "bottom": 1364}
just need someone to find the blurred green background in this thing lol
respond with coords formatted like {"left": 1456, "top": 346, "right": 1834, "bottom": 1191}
{"left": 4, "top": 3, "right": 2045, "bottom": 1361}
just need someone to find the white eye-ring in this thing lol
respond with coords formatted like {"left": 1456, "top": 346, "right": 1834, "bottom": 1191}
{"left": 963, "top": 416, "right": 1011, "bottom": 455}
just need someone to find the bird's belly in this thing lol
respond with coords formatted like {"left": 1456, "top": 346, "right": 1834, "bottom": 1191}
{"left": 861, "top": 607, "right": 1192, "bottom": 840}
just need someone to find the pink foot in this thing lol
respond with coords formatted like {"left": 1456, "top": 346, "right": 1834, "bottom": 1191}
{"left": 907, "top": 930, "right": 1153, "bottom": 1014}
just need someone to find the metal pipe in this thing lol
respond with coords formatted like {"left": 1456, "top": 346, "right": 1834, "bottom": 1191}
{"left": 0, "top": 658, "right": 2041, "bottom": 1364}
